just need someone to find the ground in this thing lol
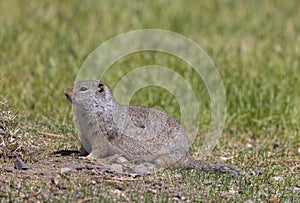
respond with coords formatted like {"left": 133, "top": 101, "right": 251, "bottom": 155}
{"left": 0, "top": 0, "right": 300, "bottom": 202}
{"left": 1, "top": 102, "right": 299, "bottom": 202}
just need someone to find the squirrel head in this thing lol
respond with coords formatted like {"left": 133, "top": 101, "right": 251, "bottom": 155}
{"left": 64, "top": 80, "right": 114, "bottom": 109}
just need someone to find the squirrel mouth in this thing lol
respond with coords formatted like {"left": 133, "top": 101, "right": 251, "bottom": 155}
{"left": 64, "top": 93, "right": 73, "bottom": 103}
{"left": 64, "top": 87, "right": 74, "bottom": 103}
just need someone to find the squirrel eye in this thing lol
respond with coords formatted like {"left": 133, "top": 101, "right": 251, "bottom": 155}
{"left": 98, "top": 83, "right": 104, "bottom": 93}
{"left": 79, "top": 86, "right": 88, "bottom": 91}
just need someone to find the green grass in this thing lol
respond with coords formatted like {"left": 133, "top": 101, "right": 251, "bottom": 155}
{"left": 1, "top": 0, "right": 299, "bottom": 202}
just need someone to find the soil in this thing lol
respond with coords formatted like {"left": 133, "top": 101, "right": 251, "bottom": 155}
{"left": 0, "top": 98, "right": 246, "bottom": 202}
{"left": 1, "top": 148, "right": 221, "bottom": 202}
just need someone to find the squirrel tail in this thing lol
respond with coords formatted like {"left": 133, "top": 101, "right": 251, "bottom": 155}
{"left": 193, "top": 160, "right": 244, "bottom": 176}
{"left": 181, "top": 154, "right": 244, "bottom": 176}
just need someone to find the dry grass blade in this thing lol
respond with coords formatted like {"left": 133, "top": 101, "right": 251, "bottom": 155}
{"left": 38, "top": 131, "right": 75, "bottom": 139}
{"left": 93, "top": 175, "right": 139, "bottom": 181}
{"left": 14, "top": 188, "right": 42, "bottom": 201}
{"left": 77, "top": 197, "right": 99, "bottom": 203}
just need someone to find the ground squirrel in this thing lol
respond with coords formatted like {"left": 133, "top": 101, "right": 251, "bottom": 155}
{"left": 64, "top": 80, "right": 243, "bottom": 175}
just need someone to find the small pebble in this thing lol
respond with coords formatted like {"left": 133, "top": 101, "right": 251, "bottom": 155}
{"left": 273, "top": 141, "right": 280, "bottom": 149}
{"left": 87, "top": 169, "right": 96, "bottom": 175}
{"left": 16, "top": 183, "right": 22, "bottom": 190}
{"left": 238, "top": 187, "right": 244, "bottom": 194}
{"left": 271, "top": 176, "right": 284, "bottom": 182}
{"left": 115, "top": 184, "right": 123, "bottom": 191}
{"left": 51, "top": 177, "right": 59, "bottom": 185}
{"left": 152, "top": 182, "right": 162, "bottom": 188}
{"left": 292, "top": 187, "right": 300, "bottom": 194}
{"left": 115, "top": 156, "right": 128, "bottom": 164}
{"left": 220, "top": 156, "right": 229, "bottom": 161}
{"left": 112, "top": 189, "right": 122, "bottom": 195}
{"left": 5, "top": 167, "right": 14, "bottom": 172}
{"left": 85, "top": 165, "right": 94, "bottom": 170}
{"left": 175, "top": 192, "right": 182, "bottom": 198}
{"left": 60, "top": 167, "right": 71, "bottom": 174}
{"left": 127, "top": 173, "right": 139, "bottom": 178}
{"left": 252, "top": 169, "right": 262, "bottom": 175}
{"left": 147, "top": 189, "right": 157, "bottom": 194}
{"left": 144, "top": 180, "right": 151, "bottom": 184}
{"left": 205, "top": 180, "right": 213, "bottom": 185}
{"left": 229, "top": 189, "right": 237, "bottom": 194}
{"left": 14, "top": 156, "right": 30, "bottom": 170}
{"left": 173, "top": 197, "right": 180, "bottom": 201}
{"left": 109, "top": 163, "right": 123, "bottom": 172}
{"left": 133, "top": 164, "right": 148, "bottom": 174}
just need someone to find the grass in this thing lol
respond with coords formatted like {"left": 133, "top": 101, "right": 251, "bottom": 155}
{"left": 1, "top": 0, "right": 299, "bottom": 202}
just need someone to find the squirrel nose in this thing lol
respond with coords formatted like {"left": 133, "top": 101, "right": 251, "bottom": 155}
{"left": 64, "top": 86, "right": 74, "bottom": 102}
{"left": 64, "top": 89, "right": 69, "bottom": 96}
{"left": 64, "top": 86, "right": 74, "bottom": 95}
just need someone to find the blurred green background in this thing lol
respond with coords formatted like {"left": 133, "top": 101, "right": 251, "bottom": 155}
{"left": 1, "top": 1, "right": 299, "bottom": 202}
{"left": 0, "top": 0, "right": 299, "bottom": 142}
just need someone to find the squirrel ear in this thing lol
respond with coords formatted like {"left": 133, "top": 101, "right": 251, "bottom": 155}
{"left": 98, "top": 83, "right": 105, "bottom": 93}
